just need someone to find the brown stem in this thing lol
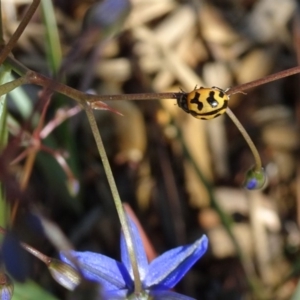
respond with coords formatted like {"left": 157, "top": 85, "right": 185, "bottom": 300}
{"left": 0, "top": 224, "right": 51, "bottom": 264}
{"left": 21, "top": 240, "right": 51, "bottom": 265}
{"left": 5, "top": 53, "right": 300, "bottom": 105}
{"left": 25, "top": 71, "right": 179, "bottom": 104}
{"left": 228, "top": 66, "right": 300, "bottom": 95}
{"left": 0, "top": 0, "right": 41, "bottom": 65}
{"left": 85, "top": 92, "right": 178, "bottom": 102}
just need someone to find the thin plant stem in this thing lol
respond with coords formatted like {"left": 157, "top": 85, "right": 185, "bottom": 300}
{"left": 0, "top": 0, "right": 41, "bottom": 66}
{"left": 226, "top": 108, "right": 262, "bottom": 171}
{"left": 22, "top": 240, "right": 51, "bottom": 264}
{"left": 20, "top": 149, "right": 37, "bottom": 191}
{"left": 0, "top": 76, "right": 28, "bottom": 96}
{"left": 228, "top": 65, "right": 300, "bottom": 95}
{"left": 4, "top": 56, "right": 29, "bottom": 76}
{"left": 175, "top": 123, "right": 264, "bottom": 299}
{"left": 0, "top": 0, "right": 4, "bottom": 46}
{"left": 0, "top": 224, "right": 49, "bottom": 264}
{"left": 26, "top": 70, "right": 178, "bottom": 102}
{"left": 21, "top": 65, "right": 300, "bottom": 102}
{"left": 4, "top": 57, "right": 300, "bottom": 106}
{"left": 10, "top": 148, "right": 37, "bottom": 223}
{"left": 83, "top": 102, "right": 142, "bottom": 294}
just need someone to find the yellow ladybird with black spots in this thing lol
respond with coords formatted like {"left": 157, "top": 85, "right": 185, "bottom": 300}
{"left": 177, "top": 86, "right": 229, "bottom": 120}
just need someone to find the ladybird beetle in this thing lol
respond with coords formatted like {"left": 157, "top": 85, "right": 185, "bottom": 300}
{"left": 177, "top": 86, "right": 229, "bottom": 120}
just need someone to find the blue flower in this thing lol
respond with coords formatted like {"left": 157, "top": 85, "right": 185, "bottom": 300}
{"left": 60, "top": 215, "right": 208, "bottom": 300}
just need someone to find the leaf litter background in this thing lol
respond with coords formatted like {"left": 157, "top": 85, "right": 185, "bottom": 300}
{"left": 2, "top": 0, "right": 300, "bottom": 299}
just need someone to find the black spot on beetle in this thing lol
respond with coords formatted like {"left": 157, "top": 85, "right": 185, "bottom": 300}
{"left": 189, "top": 100, "right": 228, "bottom": 117}
{"left": 190, "top": 110, "right": 200, "bottom": 117}
{"left": 206, "top": 91, "right": 219, "bottom": 108}
{"left": 190, "top": 92, "right": 204, "bottom": 111}
{"left": 218, "top": 91, "right": 225, "bottom": 98}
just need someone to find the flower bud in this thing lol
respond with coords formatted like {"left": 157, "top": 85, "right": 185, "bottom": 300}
{"left": 0, "top": 273, "right": 13, "bottom": 300}
{"left": 244, "top": 167, "right": 266, "bottom": 190}
{"left": 48, "top": 259, "right": 81, "bottom": 290}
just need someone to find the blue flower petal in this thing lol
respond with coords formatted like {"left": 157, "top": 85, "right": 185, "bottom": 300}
{"left": 83, "top": 0, "right": 131, "bottom": 29}
{"left": 120, "top": 215, "right": 149, "bottom": 280}
{"left": 60, "top": 250, "right": 132, "bottom": 291}
{"left": 145, "top": 235, "right": 208, "bottom": 289}
{"left": 103, "top": 289, "right": 129, "bottom": 299}
{"left": 2, "top": 233, "right": 30, "bottom": 282}
{"left": 150, "top": 290, "right": 196, "bottom": 300}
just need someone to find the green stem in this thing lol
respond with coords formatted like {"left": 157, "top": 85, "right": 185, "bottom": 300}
{"left": 226, "top": 108, "right": 262, "bottom": 171}
{"left": 0, "top": 76, "right": 27, "bottom": 96}
{"left": 4, "top": 56, "right": 30, "bottom": 76}
{"left": 0, "top": 65, "right": 10, "bottom": 230}
{"left": 83, "top": 102, "right": 142, "bottom": 294}
{"left": 176, "top": 123, "right": 264, "bottom": 299}
{"left": 0, "top": 0, "right": 4, "bottom": 46}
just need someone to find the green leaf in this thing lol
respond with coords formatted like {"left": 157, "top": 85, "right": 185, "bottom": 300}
{"left": 0, "top": 65, "right": 11, "bottom": 228}
{"left": 13, "top": 280, "right": 59, "bottom": 300}
{"left": 0, "top": 65, "right": 11, "bottom": 149}
{"left": 290, "top": 279, "right": 300, "bottom": 300}
{"left": 40, "top": 0, "right": 62, "bottom": 75}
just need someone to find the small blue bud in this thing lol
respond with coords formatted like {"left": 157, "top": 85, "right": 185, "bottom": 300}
{"left": 244, "top": 167, "right": 266, "bottom": 190}
{"left": 0, "top": 273, "right": 14, "bottom": 300}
